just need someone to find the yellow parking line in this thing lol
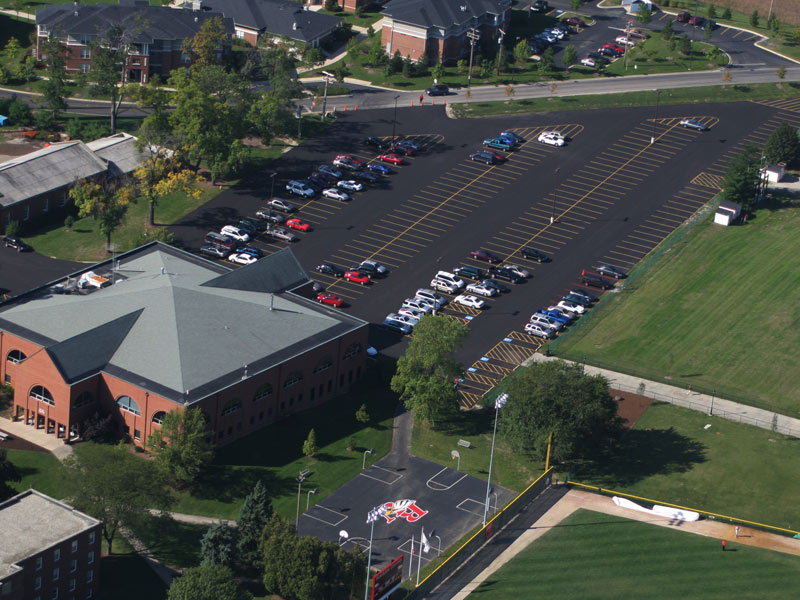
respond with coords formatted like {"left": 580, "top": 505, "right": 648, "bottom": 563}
{"left": 608, "top": 249, "right": 641, "bottom": 262}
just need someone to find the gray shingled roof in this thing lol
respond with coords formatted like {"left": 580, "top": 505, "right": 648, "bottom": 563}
{"left": 0, "top": 141, "right": 107, "bottom": 208}
{"left": 382, "top": 0, "right": 510, "bottom": 29}
{"left": 201, "top": 0, "right": 341, "bottom": 43}
{"left": 36, "top": 2, "right": 235, "bottom": 44}
{"left": 0, "top": 243, "right": 367, "bottom": 405}
{"left": 86, "top": 133, "right": 151, "bottom": 178}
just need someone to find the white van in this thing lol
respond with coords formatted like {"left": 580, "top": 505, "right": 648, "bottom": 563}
{"left": 430, "top": 278, "right": 459, "bottom": 294}
{"left": 415, "top": 288, "right": 447, "bottom": 307}
{"left": 434, "top": 271, "right": 465, "bottom": 290}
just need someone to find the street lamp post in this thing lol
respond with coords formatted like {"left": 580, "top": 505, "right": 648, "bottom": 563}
{"left": 392, "top": 95, "right": 400, "bottom": 143}
{"left": 709, "top": 389, "right": 716, "bottom": 416}
{"left": 362, "top": 448, "right": 375, "bottom": 469}
{"left": 551, "top": 168, "right": 560, "bottom": 224}
{"left": 434, "top": 534, "right": 442, "bottom": 556}
{"left": 495, "top": 28, "right": 505, "bottom": 77}
{"left": 484, "top": 393, "right": 508, "bottom": 527}
{"left": 269, "top": 172, "right": 276, "bottom": 199}
{"left": 365, "top": 505, "right": 388, "bottom": 600}
{"left": 306, "top": 488, "right": 318, "bottom": 510}
{"left": 321, "top": 70, "right": 334, "bottom": 117}
{"left": 651, "top": 89, "right": 661, "bottom": 144}
{"left": 467, "top": 26, "right": 480, "bottom": 88}
{"left": 295, "top": 472, "right": 306, "bottom": 529}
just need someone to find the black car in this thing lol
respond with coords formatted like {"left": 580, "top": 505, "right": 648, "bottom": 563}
{"left": 316, "top": 262, "right": 345, "bottom": 277}
{"left": 481, "top": 278, "right": 510, "bottom": 294}
{"left": 597, "top": 264, "right": 627, "bottom": 279}
{"left": 598, "top": 47, "right": 622, "bottom": 58}
{"left": 426, "top": 84, "right": 449, "bottom": 96}
{"left": 520, "top": 247, "right": 549, "bottom": 263}
{"left": 489, "top": 266, "right": 524, "bottom": 284}
{"left": 352, "top": 170, "right": 381, "bottom": 184}
{"left": 587, "top": 52, "right": 610, "bottom": 65}
{"left": 389, "top": 143, "right": 414, "bottom": 156}
{"left": 239, "top": 246, "right": 264, "bottom": 259}
{"left": 4, "top": 236, "right": 29, "bottom": 252}
{"left": 568, "top": 288, "right": 598, "bottom": 304}
{"left": 364, "top": 136, "right": 389, "bottom": 150}
{"left": 563, "top": 293, "right": 592, "bottom": 308}
{"left": 579, "top": 272, "right": 615, "bottom": 289}
{"left": 199, "top": 245, "right": 230, "bottom": 259}
{"left": 470, "top": 151, "right": 497, "bottom": 165}
{"left": 311, "top": 171, "right": 338, "bottom": 186}
{"left": 305, "top": 176, "right": 327, "bottom": 191}
{"left": 236, "top": 220, "right": 257, "bottom": 235}
{"left": 531, "top": 0, "right": 548, "bottom": 12}
{"left": 529, "top": 39, "right": 548, "bottom": 54}
{"left": 255, "top": 209, "right": 285, "bottom": 224}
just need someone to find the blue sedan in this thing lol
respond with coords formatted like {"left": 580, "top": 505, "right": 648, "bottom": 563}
{"left": 483, "top": 137, "right": 515, "bottom": 151}
{"left": 538, "top": 308, "right": 573, "bottom": 325}
{"left": 367, "top": 162, "right": 393, "bottom": 174}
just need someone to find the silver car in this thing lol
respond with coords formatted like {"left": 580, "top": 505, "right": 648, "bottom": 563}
{"left": 401, "top": 298, "right": 433, "bottom": 314}
{"left": 266, "top": 227, "right": 299, "bottom": 242}
{"left": 529, "top": 314, "right": 563, "bottom": 331}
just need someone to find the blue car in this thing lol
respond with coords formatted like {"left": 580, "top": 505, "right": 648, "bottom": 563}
{"left": 367, "top": 162, "right": 393, "bottom": 174}
{"left": 238, "top": 246, "right": 264, "bottom": 258}
{"left": 538, "top": 308, "right": 572, "bottom": 325}
{"left": 483, "top": 137, "right": 515, "bottom": 151}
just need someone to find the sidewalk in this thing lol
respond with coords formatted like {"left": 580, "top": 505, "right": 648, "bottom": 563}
{"left": 0, "top": 416, "right": 73, "bottom": 460}
{"left": 526, "top": 353, "right": 800, "bottom": 438}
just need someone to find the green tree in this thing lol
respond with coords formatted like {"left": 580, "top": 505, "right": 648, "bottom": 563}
{"left": 763, "top": 122, "right": 799, "bottom": 166}
{"left": 346, "top": 37, "right": 359, "bottom": 62}
{"left": 768, "top": 14, "right": 780, "bottom": 36}
{"left": 457, "top": 58, "right": 467, "bottom": 72}
{"left": 248, "top": 92, "right": 293, "bottom": 146}
{"left": 390, "top": 315, "right": 467, "bottom": 427}
{"left": 708, "top": 45, "right": 721, "bottom": 61}
{"left": 636, "top": 3, "right": 652, "bottom": 24}
{"left": 538, "top": 47, "right": 554, "bottom": 75}
{"left": 499, "top": 361, "right": 621, "bottom": 463}
{"left": 68, "top": 179, "right": 132, "bottom": 251}
{"left": 146, "top": 408, "right": 213, "bottom": 487}
{"left": 750, "top": 10, "right": 759, "bottom": 28}
{"left": 661, "top": 18, "right": 674, "bottom": 40}
{"left": 355, "top": 403, "right": 370, "bottom": 425}
{"left": 200, "top": 522, "right": 238, "bottom": 567}
{"left": 677, "top": 35, "right": 692, "bottom": 55}
{"left": 367, "top": 42, "right": 386, "bottom": 67}
{"left": 15, "top": 55, "right": 36, "bottom": 82}
{"left": 721, "top": 143, "right": 761, "bottom": 213}
{"left": 703, "top": 22, "right": 713, "bottom": 42}
{"left": 302, "top": 46, "right": 324, "bottom": 69}
{"left": 401, "top": 55, "right": 412, "bottom": 77}
{"left": 4, "top": 36, "right": 21, "bottom": 60}
{"left": 39, "top": 37, "right": 68, "bottom": 118}
{"left": 564, "top": 44, "right": 578, "bottom": 66}
{"left": 707, "top": 4, "right": 716, "bottom": 19}
{"left": 237, "top": 480, "right": 274, "bottom": 568}
{"left": 514, "top": 39, "right": 529, "bottom": 65}
{"left": 0, "top": 448, "right": 21, "bottom": 501}
{"left": 366, "top": 25, "right": 375, "bottom": 37}
{"left": 168, "top": 564, "right": 252, "bottom": 600}
{"left": 431, "top": 62, "right": 445, "bottom": 81}
{"left": 722, "top": 7, "right": 732, "bottom": 20}
{"left": 777, "top": 65, "right": 786, "bottom": 80}
{"left": 63, "top": 443, "right": 171, "bottom": 555}
{"left": 87, "top": 26, "right": 139, "bottom": 134}
{"left": 570, "top": 0, "right": 582, "bottom": 9}
{"left": 8, "top": 99, "right": 31, "bottom": 126}
{"left": 184, "top": 16, "right": 228, "bottom": 67}
{"left": 302, "top": 428, "right": 317, "bottom": 458}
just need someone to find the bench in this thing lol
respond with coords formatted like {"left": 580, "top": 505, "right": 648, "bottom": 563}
{"left": 299, "top": 468, "right": 311, "bottom": 479}
{"left": 457, "top": 439, "right": 471, "bottom": 449}
{"left": 0, "top": 431, "right": 10, "bottom": 441}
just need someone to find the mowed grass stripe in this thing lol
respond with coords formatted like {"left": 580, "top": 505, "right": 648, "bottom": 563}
{"left": 553, "top": 201, "right": 800, "bottom": 413}
{"left": 469, "top": 509, "right": 800, "bottom": 600}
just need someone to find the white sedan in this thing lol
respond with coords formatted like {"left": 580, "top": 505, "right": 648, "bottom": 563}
{"left": 453, "top": 294, "right": 486, "bottom": 309}
{"left": 537, "top": 131, "right": 566, "bottom": 147}
{"left": 398, "top": 307, "right": 425, "bottom": 321}
{"left": 580, "top": 57, "right": 597, "bottom": 67}
{"left": 466, "top": 282, "right": 497, "bottom": 297}
{"left": 615, "top": 36, "right": 637, "bottom": 47}
{"left": 227, "top": 253, "right": 258, "bottom": 265}
{"left": 220, "top": 225, "right": 250, "bottom": 242}
{"left": 337, "top": 180, "right": 364, "bottom": 192}
{"left": 322, "top": 188, "right": 351, "bottom": 202}
{"left": 505, "top": 264, "right": 531, "bottom": 278}
{"left": 557, "top": 299, "right": 586, "bottom": 314}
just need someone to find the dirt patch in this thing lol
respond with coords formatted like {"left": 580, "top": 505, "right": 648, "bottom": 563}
{"left": 612, "top": 389, "right": 653, "bottom": 429}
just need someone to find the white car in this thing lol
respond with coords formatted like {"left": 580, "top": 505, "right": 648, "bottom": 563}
{"left": 322, "top": 188, "right": 351, "bottom": 202}
{"left": 466, "top": 282, "right": 498, "bottom": 297}
{"left": 580, "top": 57, "right": 597, "bottom": 67}
{"left": 398, "top": 306, "right": 425, "bottom": 321}
{"left": 529, "top": 313, "right": 563, "bottom": 331}
{"left": 401, "top": 298, "right": 433, "bottom": 314}
{"left": 615, "top": 36, "right": 636, "bottom": 47}
{"left": 454, "top": 294, "right": 486, "bottom": 309}
{"left": 537, "top": 131, "right": 566, "bottom": 147}
{"left": 557, "top": 299, "right": 586, "bottom": 315}
{"left": 220, "top": 225, "right": 250, "bottom": 243}
{"left": 337, "top": 180, "right": 364, "bottom": 192}
{"left": 430, "top": 278, "right": 460, "bottom": 294}
{"left": 505, "top": 264, "right": 531, "bottom": 278}
{"left": 525, "top": 322, "right": 555, "bottom": 339}
{"left": 388, "top": 312, "right": 419, "bottom": 327}
{"left": 415, "top": 288, "right": 448, "bottom": 308}
{"left": 227, "top": 253, "right": 258, "bottom": 265}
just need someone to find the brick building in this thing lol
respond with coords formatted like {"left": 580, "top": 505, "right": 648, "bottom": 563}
{"left": 0, "top": 490, "right": 102, "bottom": 600}
{"left": 381, "top": 0, "right": 511, "bottom": 64}
{"left": 0, "top": 242, "right": 369, "bottom": 448}
{"left": 35, "top": 0, "right": 234, "bottom": 84}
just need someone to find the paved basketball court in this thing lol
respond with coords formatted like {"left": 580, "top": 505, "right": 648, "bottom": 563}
{"left": 297, "top": 452, "right": 516, "bottom": 577}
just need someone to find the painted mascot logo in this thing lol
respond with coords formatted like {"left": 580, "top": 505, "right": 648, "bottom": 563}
{"left": 380, "top": 499, "right": 428, "bottom": 524}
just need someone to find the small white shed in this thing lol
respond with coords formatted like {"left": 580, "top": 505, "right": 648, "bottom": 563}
{"left": 714, "top": 200, "right": 742, "bottom": 226}
{"left": 761, "top": 162, "right": 786, "bottom": 183}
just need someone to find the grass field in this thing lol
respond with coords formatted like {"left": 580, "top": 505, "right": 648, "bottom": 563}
{"left": 551, "top": 197, "right": 800, "bottom": 414}
{"left": 7, "top": 448, "right": 66, "bottom": 498}
{"left": 468, "top": 509, "right": 800, "bottom": 599}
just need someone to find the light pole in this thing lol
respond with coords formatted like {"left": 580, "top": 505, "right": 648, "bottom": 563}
{"left": 365, "top": 505, "right": 388, "bottom": 600}
{"left": 650, "top": 89, "right": 661, "bottom": 144}
{"left": 434, "top": 534, "right": 442, "bottom": 556}
{"left": 467, "top": 24, "right": 480, "bottom": 88}
{"left": 709, "top": 389, "right": 716, "bottom": 416}
{"left": 362, "top": 448, "right": 375, "bottom": 469}
{"left": 295, "top": 472, "right": 306, "bottom": 529}
{"left": 495, "top": 28, "right": 505, "bottom": 77}
{"left": 484, "top": 393, "right": 507, "bottom": 526}
{"left": 269, "top": 172, "right": 276, "bottom": 199}
{"left": 306, "top": 488, "right": 318, "bottom": 510}
{"left": 392, "top": 95, "right": 400, "bottom": 143}
{"left": 551, "top": 168, "right": 559, "bottom": 224}
{"left": 296, "top": 105, "right": 302, "bottom": 140}
{"left": 321, "top": 70, "right": 333, "bottom": 117}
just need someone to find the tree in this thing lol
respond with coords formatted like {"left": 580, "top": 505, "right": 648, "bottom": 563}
{"left": 499, "top": 361, "right": 621, "bottom": 463}
{"left": 248, "top": 92, "right": 293, "bottom": 147}
{"left": 703, "top": 23, "right": 713, "bottom": 42}
{"left": 707, "top": 4, "right": 716, "bottom": 19}
{"left": 570, "top": 0, "right": 582, "bottom": 9}
{"left": 0, "top": 448, "right": 21, "bottom": 501}
{"left": 677, "top": 35, "right": 692, "bottom": 55}
{"left": 4, "top": 36, "right": 21, "bottom": 60}
{"left": 431, "top": 62, "right": 445, "bottom": 81}
{"left": 69, "top": 179, "right": 132, "bottom": 251}
{"left": 237, "top": 480, "right": 274, "bottom": 568}
{"left": 200, "top": 522, "right": 238, "bottom": 567}
{"left": 168, "top": 564, "right": 252, "bottom": 600}
{"left": 768, "top": 14, "right": 781, "bottom": 36}
{"left": 184, "top": 16, "right": 228, "bottom": 67}
{"left": 777, "top": 65, "right": 786, "bottom": 80}
{"left": 391, "top": 315, "right": 467, "bottom": 427}
{"left": 80, "top": 411, "right": 118, "bottom": 444}
{"left": 750, "top": 10, "right": 759, "bottom": 28}
{"left": 367, "top": 42, "right": 386, "bottom": 67}
{"left": 302, "top": 428, "right": 317, "bottom": 458}
{"left": 636, "top": 3, "right": 652, "bottom": 25}
{"left": 63, "top": 443, "right": 171, "bottom": 555}
{"left": 763, "top": 122, "right": 799, "bottom": 167}
{"left": 538, "top": 47, "right": 554, "bottom": 75}
{"left": 130, "top": 148, "right": 203, "bottom": 227}
{"left": 514, "top": 39, "right": 529, "bottom": 65}
{"left": 721, "top": 143, "right": 761, "bottom": 213}
{"left": 355, "top": 404, "right": 370, "bottom": 426}
{"left": 39, "top": 37, "right": 68, "bottom": 119}
{"left": 661, "top": 18, "right": 674, "bottom": 40}
{"left": 722, "top": 7, "right": 732, "bottom": 20}
{"left": 401, "top": 56, "right": 412, "bottom": 78}
{"left": 146, "top": 408, "right": 214, "bottom": 487}
{"left": 708, "top": 45, "right": 721, "bottom": 61}
{"left": 15, "top": 55, "right": 36, "bottom": 83}
{"left": 8, "top": 99, "right": 32, "bottom": 126}
{"left": 564, "top": 45, "right": 578, "bottom": 66}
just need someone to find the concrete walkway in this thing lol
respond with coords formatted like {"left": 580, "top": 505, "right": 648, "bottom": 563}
{"left": 0, "top": 417, "right": 73, "bottom": 460}
{"left": 526, "top": 353, "right": 800, "bottom": 438}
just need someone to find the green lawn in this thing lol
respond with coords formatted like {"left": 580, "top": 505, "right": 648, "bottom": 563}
{"left": 7, "top": 448, "right": 66, "bottom": 498}
{"left": 126, "top": 514, "right": 205, "bottom": 569}
{"left": 574, "top": 402, "right": 800, "bottom": 531}
{"left": 468, "top": 509, "right": 800, "bottom": 599}
{"left": 318, "top": 8, "right": 382, "bottom": 28}
{"left": 551, "top": 197, "right": 800, "bottom": 414}
{"left": 603, "top": 38, "right": 727, "bottom": 76}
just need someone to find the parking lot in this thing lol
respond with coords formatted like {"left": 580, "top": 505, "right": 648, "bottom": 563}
{"left": 173, "top": 97, "right": 800, "bottom": 407}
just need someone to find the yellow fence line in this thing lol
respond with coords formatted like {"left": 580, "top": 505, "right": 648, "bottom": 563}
{"left": 415, "top": 467, "right": 555, "bottom": 589}
{"left": 568, "top": 481, "right": 800, "bottom": 537}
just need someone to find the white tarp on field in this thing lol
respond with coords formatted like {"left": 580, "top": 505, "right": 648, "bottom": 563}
{"left": 613, "top": 496, "right": 700, "bottom": 521}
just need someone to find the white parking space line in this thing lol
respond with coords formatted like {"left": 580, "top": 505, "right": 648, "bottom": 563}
{"left": 302, "top": 504, "right": 348, "bottom": 527}
{"left": 426, "top": 467, "right": 469, "bottom": 491}
{"left": 359, "top": 465, "right": 404, "bottom": 485}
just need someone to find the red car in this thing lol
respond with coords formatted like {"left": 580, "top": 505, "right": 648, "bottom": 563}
{"left": 344, "top": 270, "right": 370, "bottom": 285}
{"left": 286, "top": 218, "right": 311, "bottom": 232}
{"left": 564, "top": 17, "right": 586, "bottom": 28}
{"left": 316, "top": 292, "right": 344, "bottom": 307}
{"left": 377, "top": 153, "right": 405, "bottom": 165}
{"left": 470, "top": 249, "right": 502, "bottom": 264}
{"left": 388, "top": 144, "right": 414, "bottom": 156}
{"left": 603, "top": 43, "right": 626, "bottom": 54}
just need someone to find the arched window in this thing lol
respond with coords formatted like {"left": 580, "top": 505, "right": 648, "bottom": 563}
{"left": 116, "top": 395, "right": 141, "bottom": 416}
{"left": 313, "top": 356, "right": 333, "bottom": 374}
{"left": 7, "top": 350, "right": 26, "bottom": 364}
{"left": 253, "top": 383, "right": 272, "bottom": 402}
{"left": 73, "top": 392, "right": 93, "bottom": 409}
{"left": 283, "top": 371, "right": 303, "bottom": 389}
{"left": 221, "top": 398, "right": 241, "bottom": 417}
{"left": 30, "top": 385, "right": 54, "bottom": 406}
{"left": 343, "top": 343, "right": 361, "bottom": 360}
{"left": 152, "top": 411, "right": 167, "bottom": 425}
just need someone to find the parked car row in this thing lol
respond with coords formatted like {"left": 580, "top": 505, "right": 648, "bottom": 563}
{"left": 383, "top": 288, "right": 450, "bottom": 334}
{"left": 472, "top": 130, "right": 525, "bottom": 162}
{"left": 529, "top": 15, "right": 587, "bottom": 57}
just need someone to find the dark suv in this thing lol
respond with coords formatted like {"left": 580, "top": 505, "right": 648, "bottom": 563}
{"left": 426, "top": 85, "right": 449, "bottom": 96}
{"left": 453, "top": 265, "right": 485, "bottom": 280}
{"left": 579, "top": 272, "right": 614, "bottom": 290}
{"left": 489, "top": 266, "right": 524, "bottom": 284}
{"left": 676, "top": 11, "right": 691, "bottom": 22}
{"left": 4, "top": 236, "right": 29, "bottom": 252}
{"left": 520, "top": 247, "right": 549, "bottom": 262}
{"left": 531, "top": 0, "right": 548, "bottom": 12}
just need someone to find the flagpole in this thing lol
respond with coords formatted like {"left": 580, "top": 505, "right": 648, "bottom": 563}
{"left": 409, "top": 534, "right": 415, "bottom": 578}
{"left": 484, "top": 393, "right": 507, "bottom": 527}
{"left": 365, "top": 517, "right": 375, "bottom": 600}
{"left": 416, "top": 528, "right": 424, "bottom": 586}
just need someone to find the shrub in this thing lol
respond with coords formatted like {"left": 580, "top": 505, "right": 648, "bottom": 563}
{"left": 64, "top": 215, "right": 75, "bottom": 230}
{"left": 8, "top": 99, "right": 32, "bottom": 126}
{"left": 5, "top": 220, "right": 20, "bottom": 237}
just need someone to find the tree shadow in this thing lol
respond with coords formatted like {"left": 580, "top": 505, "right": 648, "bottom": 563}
{"left": 574, "top": 427, "right": 707, "bottom": 487}
{"left": 189, "top": 465, "right": 295, "bottom": 505}
{"left": 433, "top": 408, "right": 493, "bottom": 437}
